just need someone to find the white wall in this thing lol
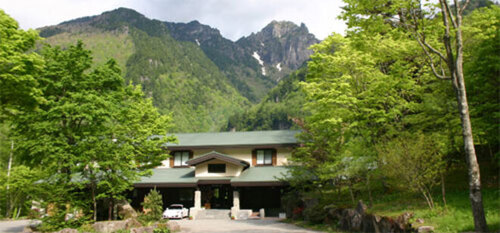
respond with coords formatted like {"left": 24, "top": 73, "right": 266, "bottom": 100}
{"left": 158, "top": 146, "right": 293, "bottom": 169}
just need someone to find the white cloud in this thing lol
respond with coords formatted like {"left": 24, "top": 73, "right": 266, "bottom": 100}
{"left": 0, "top": 0, "right": 346, "bottom": 41}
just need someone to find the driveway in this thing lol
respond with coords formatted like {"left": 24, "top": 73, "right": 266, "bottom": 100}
{"left": 174, "top": 218, "right": 322, "bottom": 233}
{"left": 0, "top": 220, "right": 31, "bottom": 233}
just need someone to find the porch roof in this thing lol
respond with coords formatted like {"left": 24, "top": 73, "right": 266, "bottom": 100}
{"left": 164, "top": 130, "right": 300, "bottom": 148}
{"left": 185, "top": 151, "right": 249, "bottom": 167}
{"left": 134, "top": 168, "right": 197, "bottom": 187}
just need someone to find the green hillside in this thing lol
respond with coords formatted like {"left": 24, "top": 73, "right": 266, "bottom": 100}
{"left": 223, "top": 67, "right": 308, "bottom": 131}
{"left": 39, "top": 8, "right": 248, "bottom": 132}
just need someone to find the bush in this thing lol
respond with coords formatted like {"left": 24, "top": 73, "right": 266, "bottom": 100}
{"left": 303, "top": 204, "right": 327, "bottom": 224}
{"left": 153, "top": 223, "right": 171, "bottom": 233}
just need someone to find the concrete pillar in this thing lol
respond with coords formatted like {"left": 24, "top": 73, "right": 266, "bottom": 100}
{"left": 231, "top": 190, "right": 240, "bottom": 219}
{"left": 194, "top": 190, "right": 201, "bottom": 209}
{"left": 233, "top": 190, "right": 240, "bottom": 209}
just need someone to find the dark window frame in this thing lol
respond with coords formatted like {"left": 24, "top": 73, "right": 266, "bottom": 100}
{"left": 172, "top": 150, "right": 191, "bottom": 167}
{"left": 208, "top": 164, "right": 226, "bottom": 173}
{"left": 255, "top": 149, "right": 274, "bottom": 166}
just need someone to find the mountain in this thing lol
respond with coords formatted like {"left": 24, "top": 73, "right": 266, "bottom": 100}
{"left": 164, "top": 20, "right": 319, "bottom": 102}
{"left": 37, "top": 7, "right": 319, "bottom": 132}
{"left": 39, "top": 8, "right": 248, "bottom": 132}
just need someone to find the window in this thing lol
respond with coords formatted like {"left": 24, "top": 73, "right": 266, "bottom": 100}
{"left": 208, "top": 164, "right": 226, "bottom": 173}
{"left": 256, "top": 149, "right": 273, "bottom": 165}
{"left": 173, "top": 151, "right": 190, "bottom": 167}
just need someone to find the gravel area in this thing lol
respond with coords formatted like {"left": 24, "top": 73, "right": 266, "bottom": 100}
{"left": 174, "top": 218, "right": 322, "bottom": 233}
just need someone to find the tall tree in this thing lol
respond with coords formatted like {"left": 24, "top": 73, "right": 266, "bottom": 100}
{"left": 341, "top": 0, "right": 488, "bottom": 230}
{"left": 0, "top": 10, "right": 44, "bottom": 119}
{"left": 13, "top": 41, "right": 174, "bottom": 224}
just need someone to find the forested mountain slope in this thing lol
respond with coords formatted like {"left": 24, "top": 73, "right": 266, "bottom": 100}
{"left": 39, "top": 8, "right": 248, "bottom": 132}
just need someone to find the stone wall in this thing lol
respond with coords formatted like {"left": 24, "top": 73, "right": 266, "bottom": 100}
{"left": 324, "top": 201, "right": 418, "bottom": 233}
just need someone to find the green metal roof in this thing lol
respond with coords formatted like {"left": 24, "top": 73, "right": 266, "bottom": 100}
{"left": 231, "top": 166, "right": 290, "bottom": 183}
{"left": 135, "top": 166, "right": 291, "bottom": 186}
{"left": 165, "top": 130, "right": 300, "bottom": 148}
{"left": 135, "top": 168, "right": 197, "bottom": 184}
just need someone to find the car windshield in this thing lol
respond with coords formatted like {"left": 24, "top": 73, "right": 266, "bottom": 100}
{"left": 169, "top": 206, "right": 182, "bottom": 209}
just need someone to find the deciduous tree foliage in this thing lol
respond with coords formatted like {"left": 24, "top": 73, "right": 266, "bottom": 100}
{"left": 0, "top": 10, "right": 44, "bottom": 119}
{"left": 12, "top": 41, "right": 174, "bottom": 224}
{"left": 340, "top": 1, "right": 492, "bottom": 230}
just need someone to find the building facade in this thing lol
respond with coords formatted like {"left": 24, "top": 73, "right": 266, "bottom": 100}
{"left": 130, "top": 130, "right": 299, "bottom": 218}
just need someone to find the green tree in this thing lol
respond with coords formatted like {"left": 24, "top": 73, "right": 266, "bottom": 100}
{"left": 0, "top": 10, "right": 44, "bottom": 119}
{"left": 341, "top": 1, "right": 490, "bottom": 230}
{"left": 12, "top": 41, "right": 174, "bottom": 225}
{"left": 0, "top": 165, "right": 41, "bottom": 218}
{"left": 377, "top": 134, "right": 446, "bottom": 209}
{"left": 142, "top": 188, "right": 163, "bottom": 221}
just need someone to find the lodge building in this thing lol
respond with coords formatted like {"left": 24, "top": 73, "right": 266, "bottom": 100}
{"left": 129, "top": 130, "right": 299, "bottom": 219}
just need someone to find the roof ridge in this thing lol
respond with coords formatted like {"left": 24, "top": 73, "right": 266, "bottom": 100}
{"left": 170, "top": 129, "right": 300, "bottom": 135}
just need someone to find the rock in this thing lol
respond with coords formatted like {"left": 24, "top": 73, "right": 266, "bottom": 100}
{"left": 416, "top": 218, "right": 425, "bottom": 224}
{"left": 117, "top": 200, "right": 138, "bottom": 219}
{"left": 22, "top": 226, "right": 33, "bottom": 233}
{"left": 418, "top": 226, "right": 435, "bottom": 233}
{"left": 93, "top": 219, "right": 142, "bottom": 233}
{"left": 355, "top": 200, "right": 367, "bottom": 215}
{"left": 56, "top": 228, "right": 78, "bottom": 233}
{"left": 351, "top": 212, "right": 363, "bottom": 231}
{"left": 167, "top": 221, "right": 180, "bottom": 231}
{"left": 361, "top": 214, "right": 377, "bottom": 233}
{"left": 379, "top": 217, "right": 395, "bottom": 233}
{"left": 395, "top": 212, "right": 414, "bottom": 231}
{"left": 130, "top": 226, "right": 154, "bottom": 233}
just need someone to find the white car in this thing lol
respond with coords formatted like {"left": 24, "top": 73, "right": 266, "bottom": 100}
{"left": 162, "top": 204, "right": 189, "bottom": 219}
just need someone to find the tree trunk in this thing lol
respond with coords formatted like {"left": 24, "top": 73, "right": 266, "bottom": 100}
{"left": 367, "top": 174, "right": 373, "bottom": 208}
{"left": 348, "top": 182, "right": 355, "bottom": 205}
{"left": 108, "top": 198, "right": 114, "bottom": 221}
{"left": 5, "top": 140, "right": 13, "bottom": 218}
{"left": 452, "top": 3, "right": 488, "bottom": 231}
{"left": 441, "top": 173, "right": 447, "bottom": 208}
{"left": 92, "top": 183, "right": 97, "bottom": 222}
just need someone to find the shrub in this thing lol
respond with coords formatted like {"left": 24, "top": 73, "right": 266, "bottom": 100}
{"left": 303, "top": 204, "right": 327, "bottom": 224}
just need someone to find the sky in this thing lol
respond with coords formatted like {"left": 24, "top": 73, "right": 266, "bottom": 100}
{"left": 0, "top": 0, "right": 346, "bottom": 41}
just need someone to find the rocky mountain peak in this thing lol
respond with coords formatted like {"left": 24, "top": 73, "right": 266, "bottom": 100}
{"left": 261, "top": 20, "right": 307, "bottom": 38}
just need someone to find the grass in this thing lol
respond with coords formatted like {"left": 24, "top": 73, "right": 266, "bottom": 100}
{"left": 288, "top": 161, "right": 499, "bottom": 233}
{"left": 367, "top": 188, "right": 499, "bottom": 232}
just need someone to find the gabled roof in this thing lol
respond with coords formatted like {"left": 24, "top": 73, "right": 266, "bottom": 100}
{"left": 185, "top": 151, "right": 249, "bottom": 167}
{"left": 165, "top": 130, "right": 300, "bottom": 148}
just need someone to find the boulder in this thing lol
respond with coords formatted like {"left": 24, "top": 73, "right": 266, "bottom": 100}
{"left": 130, "top": 226, "right": 154, "bottom": 233}
{"left": 395, "top": 212, "right": 414, "bottom": 231}
{"left": 21, "top": 226, "right": 34, "bottom": 233}
{"left": 56, "top": 228, "right": 79, "bottom": 233}
{"left": 355, "top": 200, "right": 367, "bottom": 215}
{"left": 167, "top": 221, "right": 180, "bottom": 231}
{"left": 351, "top": 212, "right": 363, "bottom": 231}
{"left": 92, "top": 219, "right": 142, "bottom": 233}
{"left": 418, "top": 226, "right": 435, "bottom": 233}
{"left": 117, "top": 200, "right": 138, "bottom": 219}
{"left": 378, "top": 216, "right": 395, "bottom": 233}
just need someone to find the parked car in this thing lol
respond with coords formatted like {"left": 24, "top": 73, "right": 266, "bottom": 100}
{"left": 163, "top": 204, "right": 189, "bottom": 219}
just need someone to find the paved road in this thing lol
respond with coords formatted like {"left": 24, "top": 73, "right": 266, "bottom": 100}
{"left": 0, "top": 219, "right": 322, "bottom": 233}
{"left": 174, "top": 218, "right": 322, "bottom": 233}
{"left": 0, "top": 220, "right": 31, "bottom": 233}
